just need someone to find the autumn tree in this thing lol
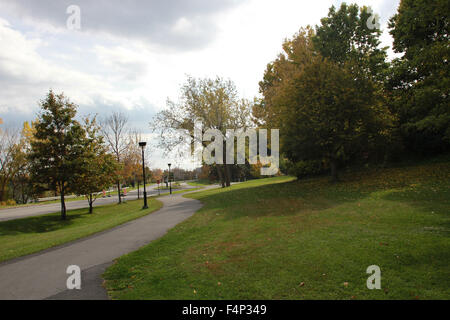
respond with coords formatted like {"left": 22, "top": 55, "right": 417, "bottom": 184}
{"left": 100, "top": 112, "right": 130, "bottom": 203}
{"left": 0, "top": 123, "right": 20, "bottom": 202}
{"left": 151, "top": 76, "right": 253, "bottom": 188}
{"left": 72, "top": 117, "right": 120, "bottom": 213}
{"left": 29, "top": 91, "right": 88, "bottom": 219}
{"left": 123, "top": 130, "right": 146, "bottom": 197}
{"left": 256, "top": 27, "right": 392, "bottom": 182}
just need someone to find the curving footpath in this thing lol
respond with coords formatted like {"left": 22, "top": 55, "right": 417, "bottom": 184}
{"left": 0, "top": 187, "right": 215, "bottom": 300}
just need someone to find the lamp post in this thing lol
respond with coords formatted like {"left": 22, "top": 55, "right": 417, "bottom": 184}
{"left": 168, "top": 163, "right": 172, "bottom": 195}
{"left": 139, "top": 142, "right": 148, "bottom": 209}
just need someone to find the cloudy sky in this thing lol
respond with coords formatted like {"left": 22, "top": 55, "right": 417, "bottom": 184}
{"left": 0, "top": 0, "right": 400, "bottom": 169}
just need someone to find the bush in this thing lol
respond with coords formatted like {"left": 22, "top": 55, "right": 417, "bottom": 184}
{"left": 288, "top": 160, "right": 327, "bottom": 179}
{"left": 0, "top": 199, "right": 16, "bottom": 207}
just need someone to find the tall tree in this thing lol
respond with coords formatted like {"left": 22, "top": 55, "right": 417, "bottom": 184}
{"left": 29, "top": 91, "right": 88, "bottom": 220}
{"left": 100, "top": 112, "right": 129, "bottom": 203}
{"left": 255, "top": 28, "right": 392, "bottom": 182}
{"left": 387, "top": 0, "right": 449, "bottom": 154}
{"left": 313, "top": 3, "right": 388, "bottom": 82}
{"left": 151, "top": 76, "right": 252, "bottom": 188}
{"left": 72, "top": 117, "right": 119, "bottom": 213}
{"left": 0, "top": 126, "right": 20, "bottom": 202}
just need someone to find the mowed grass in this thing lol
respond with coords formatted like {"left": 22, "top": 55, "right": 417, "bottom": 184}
{"left": 0, "top": 198, "right": 163, "bottom": 263}
{"left": 187, "top": 180, "right": 217, "bottom": 187}
{"left": 103, "top": 161, "right": 450, "bottom": 300}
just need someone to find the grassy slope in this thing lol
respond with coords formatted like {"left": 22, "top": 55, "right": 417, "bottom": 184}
{"left": 187, "top": 180, "right": 217, "bottom": 187}
{"left": 103, "top": 161, "right": 450, "bottom": 300}
{"left": 0, "top": 198, "right": 163, "bottom": 263}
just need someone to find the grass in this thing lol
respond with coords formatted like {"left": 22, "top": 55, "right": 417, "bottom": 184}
{"left": 158, "top": 188, "right": 204, "bottom": 196}
{"left": 0, "top": 198, "right": 163, "bottom": 263}
{"left": 187, "top": 180, "right": 217, "bottom": 187}
{"left": 103, "top": 160, "right": 450, "bottom": 300}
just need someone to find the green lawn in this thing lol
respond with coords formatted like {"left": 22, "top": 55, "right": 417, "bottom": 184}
{"left": 187, "top": 180, "right": 217, "bottom": 187}
{"left": 0, "top": 198, "right": 163, "bottom": 263}
{"left": 103, "top": 160, "right": 450, "bottom": 300}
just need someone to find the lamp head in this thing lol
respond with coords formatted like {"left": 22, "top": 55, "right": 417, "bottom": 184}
{"left": 139, "top": 142, "right": 147, "bottom": 148}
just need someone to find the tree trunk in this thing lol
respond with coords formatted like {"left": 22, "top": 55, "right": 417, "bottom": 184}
{"left": 0, "top": 179, "right": 7, "bottom": 202}
{"left": 225, "top": 164, "right": 231, "bottom": 187}
{"left": 217, "top": 165, "right": 226, "bottom": 188}
{"left": 222, "top": 142, "right": 231, "bottom": 187}
{"left": 89, "top": 194, "right": 93, "bottom": 214}
{"left": 60, "top": 183, "right": 66, "bottom": 220}
{"left": 330, "top": 158, "right": 339, "bottom": 183}
{"left": 117, "top": 181, "right": 122, "bottom": 204}
{"left": 137, "top": 181, "right": 140, "bottom": 199}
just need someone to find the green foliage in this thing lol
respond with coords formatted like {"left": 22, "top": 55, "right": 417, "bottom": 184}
{"left": 257, "top": 26, "right": 392, "bottom": 181}
{"left": 28, "top": 91, "right": 89, "bottom": 219}
{"left": 72, "top": 117, "right": 120, "bottom": 213}
{"left": 387, "top": 0, "right": 450, "bottom": 154}
{"left": 287, "top": 160, "right": 326, "bottom": 179}
{"left": 313, "top": 3, "right": 389, "bottom": 82}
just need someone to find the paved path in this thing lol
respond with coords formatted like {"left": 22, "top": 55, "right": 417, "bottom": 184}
{"left": 0, "top": 186, "right": 216, "bottom": 300}
{"left": 0, "top": 184, "right": 187, "bottom": 222}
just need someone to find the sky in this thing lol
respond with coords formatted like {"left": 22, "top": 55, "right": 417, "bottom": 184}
{"left": 0, "top": 0, "right": 400, "bottom": 169}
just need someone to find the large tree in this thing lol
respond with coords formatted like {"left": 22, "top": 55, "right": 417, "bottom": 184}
{"left": 29, "top": 91, "right": 88, "bottom": 220}
{"left": 151, "top": 76, "right": 252, "bottom": 188}
{"left": 312, "top": 3, "right": 389, "bottom": 82}
{"left": 255, "top": 26, "right": 392, "bottom": 181}
{"left": 100, "top": 112, "right": 130, "bottom": 203}
{"left": 72, "top": 117, "right": 120, "bottom": 213}
{"left": 0, "top": 125, "right": 20, "bottom": 202}
{"left": 387, "top": 0, "right": 449, "bottom": 154}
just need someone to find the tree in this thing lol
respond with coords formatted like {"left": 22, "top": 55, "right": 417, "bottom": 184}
{"left": 255, "top": 28, "right": 392, "bottom": 182}
{"left": 284, "top": 56, "right": 390, "bottom": 181}
{"left": 313, "top": 3, "right": 388, "bottom": 82}
{"left": 0, "top": 125, "right": 20, "bottom": 202}
{"left": 100, "top": 112, "right": 130, "bottom": 203}
{"left": 29, "top": 91, "right": 88, "bottom": 220}
{"left": 151, "top": 76, "right": 253, "bottom": 188}
{"left": 9, "top": 123, "right": 34, "bottom": 204}
{"left": 387, "top": 0, "right": 449, "bottom": 154}
{"left": 72, "top": 117, "right": 120, "bottom": 213}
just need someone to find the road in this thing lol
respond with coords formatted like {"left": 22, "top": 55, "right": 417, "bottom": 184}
{"left": 0, "top": 186, "right": 217, "bottom": 300}
{"left": 0, "top": 184, "right": 184, "bottom": 222}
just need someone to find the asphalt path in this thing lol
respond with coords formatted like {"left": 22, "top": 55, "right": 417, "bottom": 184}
{"left": 0, "top": 185, "right": 217, "bottom": 300}
{"left": 0, "top": 184, "right": 180, "bottom": 222}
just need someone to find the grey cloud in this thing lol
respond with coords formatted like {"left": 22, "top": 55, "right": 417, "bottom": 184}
{"left": 0, "top": 0, "right": 244, "bottom": 50}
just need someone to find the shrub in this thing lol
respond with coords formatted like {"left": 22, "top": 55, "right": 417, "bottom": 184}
{"left": 288, "top": 160, "right": 327, "bottom": 179}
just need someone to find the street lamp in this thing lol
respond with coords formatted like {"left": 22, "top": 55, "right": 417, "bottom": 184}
{"left": 168, "top": 163, "right": 172, "bottom": 195}
{"left": 139, "top": 142, "right": 148, "bottom": 209}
